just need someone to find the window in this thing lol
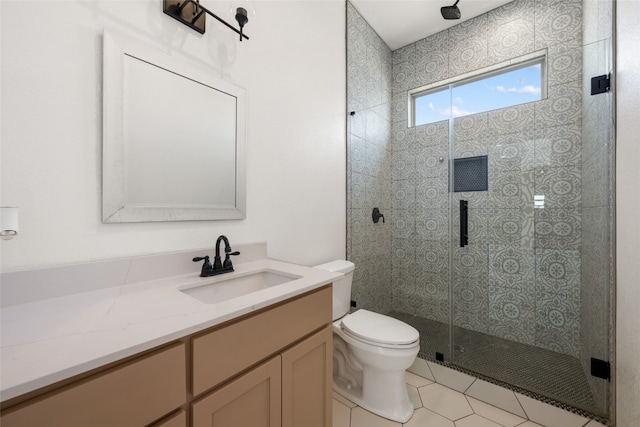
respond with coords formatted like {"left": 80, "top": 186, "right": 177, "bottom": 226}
{"left": 412, "top": 57, "right": 545, "bottom": 127}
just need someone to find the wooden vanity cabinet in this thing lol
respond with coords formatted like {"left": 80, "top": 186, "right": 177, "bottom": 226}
{"left": 0, "top": 285, "right": 332, "bottom": 427}
{"left": 191, "top": 286, "right": 333, "bottom": 427}
{"left": 191, "top": 325, "right": 332, "bottom": 427}
{"left": 0, "top": 342, "right": 187, "bottom": 427}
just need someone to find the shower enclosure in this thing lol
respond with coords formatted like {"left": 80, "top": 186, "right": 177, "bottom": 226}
{"left": 346, "top": 0, "right": 614, "bottom": 419}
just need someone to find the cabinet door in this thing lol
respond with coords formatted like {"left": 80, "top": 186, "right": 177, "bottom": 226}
{"left": 192, "top": 355, "right": 281, "bottom": 427}
{"left": 281, "top": 326, "right": 332, "bottom": 427}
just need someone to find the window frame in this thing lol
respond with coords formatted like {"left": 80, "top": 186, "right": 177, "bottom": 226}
{"left": 408, "top": 52, "right": 547, "bottom": 128}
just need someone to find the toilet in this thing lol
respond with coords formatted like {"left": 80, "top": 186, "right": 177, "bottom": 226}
{"left": 314, "top": 260, "right": 420, "bottom": 423}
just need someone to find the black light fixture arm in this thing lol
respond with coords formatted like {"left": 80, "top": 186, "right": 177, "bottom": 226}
{"left": 164, "top": 0, "right": 249, "bottom": 41}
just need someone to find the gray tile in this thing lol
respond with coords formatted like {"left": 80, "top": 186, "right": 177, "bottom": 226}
{"left": 416, "top": 176, "right": 448, "bottom": 210}
{"left": 393, "top": 60, "right": 416, "bottom": 93}
{"left": 416, "top": 209, "right": 449, "bottom": 240}
{"left": 534, "top": 0, "right": 583, "bottom": 52}
{"left": 392, "top": 149, "right": 415, "bottom": 181}
{"left": 548, "top": 47, "right": 583, "bottom": 87}
{"left": 488, "top": 245, "right": 536, "bottom": 289}
{"left": 534, "top": 207, "right": 582, "bottom": 250}
{"left": 534, "top": 123, "right": 582, "bottom": 169}
{"left": 415, "top": 240, "right": 450, "bottom": 273}
{"left": 449, "top": 13, "right": 489, "bottom": 41}
{"left": 485, "top": 103, "right": 535, "bottom": 137}
{"left": 536, "top": 248, "right": 581, "bottom": 294}
{"left": 488, "top": 17, "right": 535, "bottom": 64}
{"left": 415, "top": 120, "right": 449, "bottom": 147}
{"left": 416, "top": 144, "right": 448, "bottom": 178}
{"left": 488, "top": 0, "right": 535, "bottom": 26}
{"left": 391, "top": 92, "right": 409, "bottom": 123}
{"left": 393, "top": 237, "right": 416, "bottom": 269}
{"left": 535, "top": 290, "right": 580, "bottom": 357}
{"left": 488, "top": 208, "right": 535, "bottom": 248}
{"left": 391, "top": 208, "right": 415, "bottom": 239}
{"left": 534, "top": 165, "right": 582, "bottom": 211}
{"left": 414, "top": 48, "right": 450, "bottom": 87}
{"left": 454, "top": 112, "right": 489, "bottom": 141}
{"left": 535, "top": 82, "right": 582, "bottom": 127}
{"left": 449, "top": 36, "right": 489, "bottom": 76}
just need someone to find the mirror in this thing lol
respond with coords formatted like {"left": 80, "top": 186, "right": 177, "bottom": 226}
{"left": 102, "top": 30, "right": 246, "bottom": 223}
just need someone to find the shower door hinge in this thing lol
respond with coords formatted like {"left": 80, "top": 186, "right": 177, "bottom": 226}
{"left": 591, "top": 74, "right": 611, "bottom": 95}
{"left": 590, "top": 357, "right": 611, "bottom": 381}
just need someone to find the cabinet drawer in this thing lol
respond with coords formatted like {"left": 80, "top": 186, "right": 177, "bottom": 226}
{"left": 1, "top": 342, "right": 186, "bottom": 427}
{"left": 192, "top": 285, "right": 331, "bottom": 396}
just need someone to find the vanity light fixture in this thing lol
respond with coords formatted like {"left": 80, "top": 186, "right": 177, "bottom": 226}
{"left": 163, "top": 0, "right": 249, "bottom": 41}
{"left": 441, "top": 0, "right": 461, "bottom": 20}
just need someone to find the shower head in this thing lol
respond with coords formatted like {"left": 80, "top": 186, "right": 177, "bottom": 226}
{"left": 441, "top": 0, "right": 461, "bottom": 20}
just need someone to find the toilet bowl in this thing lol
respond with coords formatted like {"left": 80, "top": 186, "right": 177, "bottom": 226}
{"left": 314, "top": 261, "right": 420, "bottom": 423}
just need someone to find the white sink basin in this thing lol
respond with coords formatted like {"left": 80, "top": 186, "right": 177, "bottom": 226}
{"left": 179, "top": 270, "right": 301, "bottom": 304}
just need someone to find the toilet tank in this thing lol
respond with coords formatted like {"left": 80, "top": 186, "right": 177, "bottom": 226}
{"left": 313, "top": 260, "right": 355, "bottom": 321}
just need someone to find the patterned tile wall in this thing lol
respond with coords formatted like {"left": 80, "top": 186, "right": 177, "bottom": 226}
{"left": 389, "top": 0, "right": 586, "bottom": 358}
{"left": 346, "top": 2, "right": 393, "bottom": 314}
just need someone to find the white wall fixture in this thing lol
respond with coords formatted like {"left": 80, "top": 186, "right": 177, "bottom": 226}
{"left": 0, "top": 207, "right": 19, "bottom": 240}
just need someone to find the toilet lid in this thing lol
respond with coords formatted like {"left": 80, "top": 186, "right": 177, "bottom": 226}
{"left": 341, "top": 310, "right": 419, "bottom": 346}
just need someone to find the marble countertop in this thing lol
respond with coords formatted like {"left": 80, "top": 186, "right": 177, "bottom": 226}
{"left": 0, "top": 259, "right": 341, "bottom": 402}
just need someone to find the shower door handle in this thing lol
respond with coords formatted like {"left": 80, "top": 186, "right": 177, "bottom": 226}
{"left": 460, "top": 200, "right": 468, "bottom": 247}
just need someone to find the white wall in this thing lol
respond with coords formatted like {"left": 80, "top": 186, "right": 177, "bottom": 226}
{"left": 0, "top": 0, "right": 346, "bottom": 271}
{"left": 616, "top": 0, "right": 640, "bottom": 424}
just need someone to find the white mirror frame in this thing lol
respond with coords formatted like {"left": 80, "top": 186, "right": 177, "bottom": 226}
{"left": 102, "top": 30, "right": 247, "bottom": 223}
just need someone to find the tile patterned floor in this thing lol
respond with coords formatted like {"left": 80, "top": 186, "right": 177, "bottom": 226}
{"left": 389, "top": 311, "right": 598, "bottom": 413}
{"left": 332, "top": 371, "right": 608, "bottom": 427}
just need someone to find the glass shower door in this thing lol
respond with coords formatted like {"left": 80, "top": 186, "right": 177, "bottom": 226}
{"left": 449, "top": 87, "right": 612, "bottom": 416}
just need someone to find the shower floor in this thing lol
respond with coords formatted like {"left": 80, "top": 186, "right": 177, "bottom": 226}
{"left": 388, "top": 310, "right": 601, "bottom": 416}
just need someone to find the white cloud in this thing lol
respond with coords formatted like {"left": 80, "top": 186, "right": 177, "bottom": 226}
{"left": 496, "top": 85, "right": 541, "bottom": 95}
{"left": 424, "top": 102, "right": 473, "bottom": 118}
{"left": 447, "top": 106, "right": 473, "bottom": 117}
{"left": 454, "top": 96, "right": 464, "bottom": 105}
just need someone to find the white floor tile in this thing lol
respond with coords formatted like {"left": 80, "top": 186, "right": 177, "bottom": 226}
{"left": 454, "top": 414, "right": 503, "bottom": 427}
{"left": 466, "top": 396, "right": 527, "bottom": 427}
{"left": 403, "top": 408, "right": 455, "bottom": 427}
{"left": 333, "top": 391, "right": 358, "bottom": 408}
{"left": 350, "top": 407, "right": 402, "bottom": 427}
{"left": 514, "top": 422, "right": 545, "bottom": 427}
{"left": 419, "top": 383, "right": 474, "bottom": 421}
{"left": 465, "top": 379, "right": 527, "bottom": 418}
{"left": 408, "top": 357, "right": 435, "bottom": 381}
{"left": 406, "top": 370, "right": 434, "bottom": 388}
{"left": 515, "top": 393, "right": 590, "bottom": 427}
{"left": 407, "top": 385, "right": 422, "bottom": 409}
{"left": 584, "top": 420, "right": 608, "bottom": 427}
{"left": 427, "top": 361, "right": 476, "bottom": 393}
{"left": 333, "top": 399, "right": 352, "bottom": 427}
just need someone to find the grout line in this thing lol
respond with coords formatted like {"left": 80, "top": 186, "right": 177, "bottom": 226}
{"left": 513, "top": 392, "right": 531, "bottom": 422}
{"left": 463, "top": 376, "right": 476, "bottom": 394}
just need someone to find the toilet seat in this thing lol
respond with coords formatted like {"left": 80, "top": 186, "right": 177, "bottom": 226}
{"left": 340, "top": 310, "right": 419, "bottom": 348}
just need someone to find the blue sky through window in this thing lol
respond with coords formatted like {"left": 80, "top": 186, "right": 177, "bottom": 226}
{"left": 414, "top": 63, "right": 542, "bottom": 126}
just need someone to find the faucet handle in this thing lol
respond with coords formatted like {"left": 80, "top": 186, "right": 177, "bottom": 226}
{"left": 223, "top": 251, "right": 241, "bottom": 268}
{"left": 193, "top": 256, "right": 214, "bottom": 277}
